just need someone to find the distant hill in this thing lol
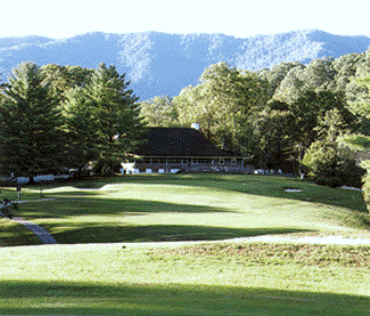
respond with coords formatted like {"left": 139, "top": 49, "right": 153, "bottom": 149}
{"left": 1, "top": 30, "right": 369, "bottom": 100}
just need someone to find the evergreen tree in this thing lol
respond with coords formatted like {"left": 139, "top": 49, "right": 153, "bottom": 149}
{"left": 302, "top": 109, "right": 358, "bottom": 186}
{"left": 253, "top": 100, "right": 296, "bottom": 171}
{"left": 41, "top": 64, "right": 94, "bottom": 101}
{"left": 62, "top": 87, "right": 99, "bottom": 177}
{"left": 290, "top": 90, "right": 355, "bottom": 160}
{"left": 0, "top": 62, "right": 64, "bottom": 183}
{"left": 84, "top": 63, "right": 145, "bottom": 171}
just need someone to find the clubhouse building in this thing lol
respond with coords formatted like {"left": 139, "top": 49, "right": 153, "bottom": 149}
{"left": 121, "top": 127, "right": 253, "bottom": 174}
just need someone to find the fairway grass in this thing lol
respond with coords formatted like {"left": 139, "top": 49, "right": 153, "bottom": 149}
{"left": 0, "top": 242, "right": 369, "bottom": 315}
{"left": 0, "top": 174, "right": 369, "bottom": 315}
{"left": 1, "top": 280, "right": 369, "bottom": 316}
{"left": 1, "top": 174, "right": 368, "bottom": 246}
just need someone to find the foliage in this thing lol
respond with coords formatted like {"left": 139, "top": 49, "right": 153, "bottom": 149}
{"left": 361, "top": 160, "right": 370, "bottom": 207}
{"left": 273, "top": 58, "right": 337, "bottom": 103}
{"left": 291, "top": 90, "right": 353, "bottom": 148}
{"left": 0, "top": 62, "right": 64, "bottom": 181}
{"left": 84, "top": 63, "right": 145, "bottom": 162}
{"left": 0, "top": 62, "right": 145, "bottom": 179}
{"left": 60, "top": 63, "right": 146, "bottom": 175}
{"left": 174, "top": 62, "right": 270, "bottom": 154}
{"left": 257, "top": 61, "right": 301, "bottom": 94}
{"left": 339, "top": 134, "right": 370, "bottom": 150}
{"left": 139, "top": 95, "right": 179, "bottom": 127}
{"left": 301, "top": 108, "right": 360, "bottom": 186}
{"left": 344, "top": 75, "right": 370, "bottom": 208}
{"left": 314, "top": 176, "right": 343, "bottom": 188}
{"left": 41, "top": 64, "right": 93, "bottom": 101}
{"left": 3, "top": 47, "right": 370, "bottom": 179}
{"left": 272, "top": 63, "right": 306, "bottom": 103}
{"left": 62, "top": 87, "right": 99, "bottom": 175}
{"left": 302, "top": 140, "right": 355, "bottom": 178}
{"left": 252, "top": 100, "right": 296, "bottom": 170}
{"left": 348, "top": 76, "right": 370, "bottom": 118}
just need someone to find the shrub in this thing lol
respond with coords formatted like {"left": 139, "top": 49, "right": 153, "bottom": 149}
{"left": 315, "top": 176, "right": 343, "bottom": 188}
{"left": 361, "top": 161, "right": 370, "bottom": 211}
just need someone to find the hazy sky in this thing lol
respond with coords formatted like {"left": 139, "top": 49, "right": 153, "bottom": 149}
{"left": 0, "top": 0, "right": 369, "bottom": 39}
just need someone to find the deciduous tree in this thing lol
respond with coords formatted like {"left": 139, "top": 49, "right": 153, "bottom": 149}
{"left": 139, "top": 95, "right": 179, "bottom": 127}
{"left": 174, "top": 62, "right": 269, "bottom": 154}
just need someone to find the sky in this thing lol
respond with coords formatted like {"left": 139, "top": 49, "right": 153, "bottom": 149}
{"left": 0, "top": 0, "right": 369, "bottom": 39}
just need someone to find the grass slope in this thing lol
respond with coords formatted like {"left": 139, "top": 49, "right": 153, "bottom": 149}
{"left": 1, "top": 174, "right": 369, "bottom": 246}
{"left": 0, "top": 174, "right": 369, "bottom": 315}
{"left": 0, "top": 242, "right": 369, "bottom": 315}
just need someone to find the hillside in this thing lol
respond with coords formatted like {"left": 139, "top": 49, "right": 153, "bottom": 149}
{"left": 1, "top": 30, "right": 370, "bottom": 100}
{"left": 0, "top": 174, "right": 369, "bottom": 314}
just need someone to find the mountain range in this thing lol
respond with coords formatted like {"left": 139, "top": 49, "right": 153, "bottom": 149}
{"left": 1, "top": 30, "right": 370, "bottom": 101}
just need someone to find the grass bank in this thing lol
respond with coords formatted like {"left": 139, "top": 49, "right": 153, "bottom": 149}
{"left": 0, "top": 174, "right": 369, "bottom": 246}
{"left": 0, "top": 174, "right": 369, "bottom": 314}
{"left": 0, "top": 242, "right": 369, "bottom": 315}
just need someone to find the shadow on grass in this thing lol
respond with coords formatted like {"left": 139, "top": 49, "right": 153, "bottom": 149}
{"left": 37, "top": 174, "right": 368, "bottom": 212}
{"left": 5, "top": 197, "right": 313, "bottom": 246}
{"left": 0, "top": 280, "right": 368, "bottom": 316}
{"left": 46, "top": 225, "right": 310, "bottom": 244}
{"left": 18, "top": 197, "right": 230, "bottom": 219}
{"left": 0, "top": 220, "right": 42, "bottom": 246}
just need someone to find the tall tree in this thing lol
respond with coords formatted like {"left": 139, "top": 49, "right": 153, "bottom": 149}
{"left": 139, "top": 95, "right": 179, "bottom": 127}
{"left": 253, "top": 100, "right": 296, "bottom": 170}
{"left": 41, "top": 64, "right": 94, "bottom": 101}
{"left": 83, "top": 63, "right": 145, "bottom": 168}
{"left": 174, "top": 62, "right": 270, "bottom": 154}
{"left": 258, "top": 62, "right": 302, "bottom": 95}
{"left": 302, "top": 109, "right": 358, "bottom": 184}
{"left": 62, "top": 87, "right": 99, "bottom": 176}
{"left": 342, "top": 76, "right": 370, "bottom": 207}
{"left": 290, "top": 90, "right": 355, "bottom": 162}
{"left": 273, "top": 63, "right": 305, "bottom": 103}
{"left": 0, "top": 62, "right": 64, "bottom": 183}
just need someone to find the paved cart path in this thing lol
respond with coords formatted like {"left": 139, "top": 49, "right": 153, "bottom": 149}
{"left": 1, "top": 197, "right": 369, "bottom": 247}
{"left": 12, "top": 217, "right": 58, "bottom": 244}
{"left": 0, "top": 198, "right": 58, "bottom": 244}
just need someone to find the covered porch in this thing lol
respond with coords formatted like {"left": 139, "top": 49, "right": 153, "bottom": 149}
{"left": 121, "top": 155, "right": 252, "bottom": 174}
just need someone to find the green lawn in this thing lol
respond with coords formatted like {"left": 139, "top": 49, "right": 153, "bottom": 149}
{"left": 0, "top": 174, "right": 369, "bottom": 315}
{"left": 1, "top": 174, "right": 369, "bottom": 246}
{"left": 0, "top": 242, "right": 369, "bottom": 315}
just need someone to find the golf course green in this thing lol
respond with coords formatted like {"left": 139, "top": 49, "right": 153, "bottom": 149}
{"left": 0, "top": 174, "right": 369, "bottom": 315}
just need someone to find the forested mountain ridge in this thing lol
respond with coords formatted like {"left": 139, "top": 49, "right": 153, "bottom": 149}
{"left": 1, "top": 30, "right": 369, "bottom": 100}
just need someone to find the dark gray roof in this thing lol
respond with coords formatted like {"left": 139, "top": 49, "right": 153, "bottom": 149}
{"left": 135, "top": 127, "right": 235, "bottom": 157}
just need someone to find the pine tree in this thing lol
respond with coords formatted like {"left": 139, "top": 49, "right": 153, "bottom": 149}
{"left": 62, "top": 87, "right": 99, "bottom": 177}
{"left": 84, "top": 63, "right": 145, "bottom": 171}
{"left": 302, "top": 109, "right": 356, "bottom": 182}
{"left": 0, "top": 62, "right": 64, "bottom": 183}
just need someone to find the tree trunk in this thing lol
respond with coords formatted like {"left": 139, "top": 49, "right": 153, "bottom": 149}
{"left": 29, "top": 176, "right": 35, "bottom": 185}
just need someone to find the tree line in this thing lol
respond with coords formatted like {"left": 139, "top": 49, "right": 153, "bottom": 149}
{"left": 0, "top": 62, "right": 145, "bottom": 183}
{"left": 139, "top": 49, "right": 370, "bottom": 192}
{"left": 1, "top": 49, "right": 370, "bottom": 208}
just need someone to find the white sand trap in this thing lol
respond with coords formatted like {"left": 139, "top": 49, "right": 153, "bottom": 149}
{"left": 284, "top": 188, "right": 302, "bottom": 193}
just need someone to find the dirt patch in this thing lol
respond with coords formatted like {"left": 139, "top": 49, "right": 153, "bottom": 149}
{"left": 158, "top": 243, "right": 370, "bottom": 268}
